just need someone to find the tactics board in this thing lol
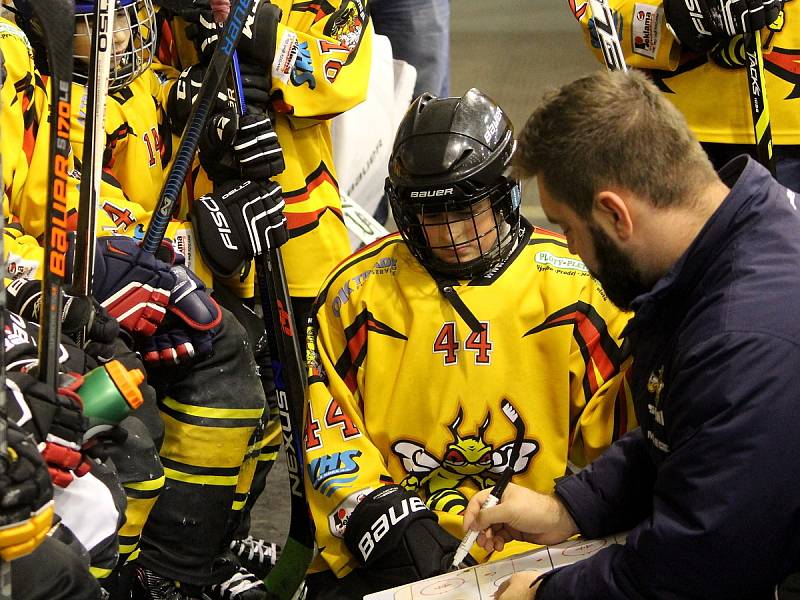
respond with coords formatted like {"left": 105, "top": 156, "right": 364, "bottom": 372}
{"left": 364, "top": 533, "right": 627, "bottom": 600}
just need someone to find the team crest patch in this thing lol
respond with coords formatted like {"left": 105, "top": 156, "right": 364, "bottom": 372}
{"left": 392, "top": 402, "right": 539, "bottom": 515}
{"left": 324, "top": 0, "right": 365, "bottom": 52}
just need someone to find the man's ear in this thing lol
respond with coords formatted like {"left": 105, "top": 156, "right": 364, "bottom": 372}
{"left": 592, "top": 190, "right": 633, "bottom": 241}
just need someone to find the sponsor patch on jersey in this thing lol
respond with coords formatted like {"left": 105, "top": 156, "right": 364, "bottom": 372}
{"left": 5, "top": 254, "right": 39, "bottom": 280}
{"left": 328, "top": 487, "right": 373, "bottom": 538}
{"left": 273, "top": 30, "right": 299, "bottom": 85}
{"left": 331, "top": 258, "right": 398, "bottom": 317}
{"left": 171, "top": 227, "right": 196, "bottom": 274}
{"left": 631, "top": 4, "right": 663, "bottom": 59}
{"left": 308, "top": 449, "right": 362, "bottom": 496}
{"left": 534, "top": 250, "right": 589, "bottom": 274}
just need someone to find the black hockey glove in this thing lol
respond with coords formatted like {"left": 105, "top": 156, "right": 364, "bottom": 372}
{"left": 238, "top": 61, "right": 271, "bottom": 111}
{"left": 166, "top": 64, "right": 229, "bottom": 135}
{"left": 343, "top": 485, "right": 477, "bottom": 589}
{"left": 6, "top": 279, "right": 120, "bottom": 363}
{"left": 185, "top": 0, "right": 281, "bottom": 69}
{"left": 198, "top": 108, "right": 285, "bottom": 183}
{"left": 664, "top": 0, "right": 783, "bottom": 52}
{"left": 191, "top": 179, "right": 288, "bottom": 279}
{"left": 7, "top": 371, "right": 91, "bottom": 488}
{"left": 0, "top": 421, "right": 54, "bottom": 561}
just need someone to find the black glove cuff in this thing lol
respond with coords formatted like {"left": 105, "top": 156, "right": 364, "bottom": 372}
{"left": 344, "top": 485, "right": 435, "bottom": 567}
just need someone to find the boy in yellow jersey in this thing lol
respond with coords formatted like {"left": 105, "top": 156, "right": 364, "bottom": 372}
{"left": 571, "top": 0, "right": 799, "bottom": 190}
{"left": 163, "top": 0, "right": 372, "bottom": 585}
{"left": 302, "top": 88, "right": 636, "bottom": 599}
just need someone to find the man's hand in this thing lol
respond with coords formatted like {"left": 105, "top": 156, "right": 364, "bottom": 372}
{"left": 191, "top": 179, "right": 288, "bottom": 278}
{"left": 92, "top": 237, "right": 176, "bottom": 337}
{"left": 462, "top": 483, "right": 578, "bottom": 552}
{"left": 0, "top": 423, "right": 55, "bottom": 561}
{"left": 495, "top": 571, "right": 545, "bottom": 600}
{"left": 664, "top": 0, "right": 783, "bottom": 52}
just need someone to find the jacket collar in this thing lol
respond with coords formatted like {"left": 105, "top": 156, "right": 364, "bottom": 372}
{"left": 624, "top": 156, "right": 774, "bottom": 332}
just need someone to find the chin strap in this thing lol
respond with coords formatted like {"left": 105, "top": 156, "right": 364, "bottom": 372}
{"left": 434, "top": 278, "right": 484, "bottom": 335}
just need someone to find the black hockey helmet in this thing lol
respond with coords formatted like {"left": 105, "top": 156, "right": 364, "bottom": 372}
{"left": 11, "top": 0, "right": 156, "bottom": 91}
{"left": 386, "top": 88, "right": 521, "bottom": 279}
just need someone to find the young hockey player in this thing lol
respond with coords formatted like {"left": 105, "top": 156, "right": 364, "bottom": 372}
{"left": 300, "top": 89, "right": 635, "bottom": 599}
{"left": 571, "top": 0, "right": 799, "bottom": 190}
{"left": 163, "top": 0, "right": 373, "bottom": 584}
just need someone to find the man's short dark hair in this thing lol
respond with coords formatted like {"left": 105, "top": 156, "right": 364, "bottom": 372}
{"left": 514, "top": 69, "right": 717, "bottom": 216}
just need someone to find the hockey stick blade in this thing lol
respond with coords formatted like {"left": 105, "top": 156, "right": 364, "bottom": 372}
{"left": 141, "top": 0, "right": 255, "bottom": 253}
{"left": 341, "top": 192, "right": 389, "bottom": 247}
{"left": 588, "top": 0, "right": 627, "bottom": 72}
{"left": 744, "top": 31, "right": 776, "bottom": 176}
{"left": 28, "top": 0, "right": 74, "bottom": 389}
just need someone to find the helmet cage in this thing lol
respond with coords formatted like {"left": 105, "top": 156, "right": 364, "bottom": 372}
{"left": 388, "top": 177, "right": 522, "bottom": 279}
{"left": 73, "top": 0, "right": 156, "bottom": 92}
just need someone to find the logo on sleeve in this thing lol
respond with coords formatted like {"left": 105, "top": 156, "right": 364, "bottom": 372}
{"left": 632, "top": 4, "right": 663, "bottom": 59}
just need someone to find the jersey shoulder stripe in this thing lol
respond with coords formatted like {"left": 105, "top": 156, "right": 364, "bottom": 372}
{"left": 315, "top": 232, "right": 404, "bottom": 306}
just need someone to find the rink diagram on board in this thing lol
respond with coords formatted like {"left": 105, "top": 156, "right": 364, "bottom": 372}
{"left": 364, "top": 533, "right": 628, "bottom": 600}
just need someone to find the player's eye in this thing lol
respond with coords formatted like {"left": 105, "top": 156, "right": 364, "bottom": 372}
{"left": 445, "top": 449, "right": 466, "bottom": 465}
{"left": 477, "top": 454, "right": 492, "bottom": 465}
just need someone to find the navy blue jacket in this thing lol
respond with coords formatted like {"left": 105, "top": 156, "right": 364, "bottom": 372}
{"left": 539, "top": 157, "right": 800, "bottom": 599}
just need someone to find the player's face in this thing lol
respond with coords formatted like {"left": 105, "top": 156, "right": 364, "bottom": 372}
{"left": 418, "top": 198, "right": 500, "bottom": 265}
{"left": 538, "top": 179, "right": 649, "bottom": 310}
{"left": 74, "top": 12, "right": 132, "bottom": 65}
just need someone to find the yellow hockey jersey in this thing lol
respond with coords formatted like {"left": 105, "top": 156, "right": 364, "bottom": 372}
{"left": 67, "top": 67, "right": 226, "bottom": 287}
{"left": 572, "top": 0, "right": 800, "bottom": 144}
{"left": 1, "top": 17, "right": 121, "bottom": 280}
{"left": 161, "top": 0, "right": 373, "bottom": 297}
{"left": 304, "top": 222, "right": 636, "bottom": 577}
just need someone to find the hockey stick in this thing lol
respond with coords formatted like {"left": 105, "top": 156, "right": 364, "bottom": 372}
{"left": 28, "top": 0, "right": 74, "bottom": 389}
{"left": 743, "top": 31, "right": 776, "bottom": 176}
{"left": 72, "top": 0, "right": 115, "bottom": 342}
{"left": 140, "top": 0, "right": 255, "bottom": 253}
{"left": 226, "top": 52, "right": 314, "bottom": 600}
{"left": 0, "top": 45, "right": 10, "bottom": 600}
{"left": 588, "top": 0, "right": 627, "bottom": 72}
{"left": 341, "top": 192, "right": 389, "bottom": 246}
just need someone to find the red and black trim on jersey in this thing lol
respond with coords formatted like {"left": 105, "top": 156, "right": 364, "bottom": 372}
{"left": 524, "top": 301, "right": 626, "bottom": 400}
{"left": 334, "top": 308, "right": 407, "bottom": 393}
{"left": 291, "top": 1, "right": 337, "bottom": 22}
{"left": 284, "top": 161, "right": 344, "bottom": 237}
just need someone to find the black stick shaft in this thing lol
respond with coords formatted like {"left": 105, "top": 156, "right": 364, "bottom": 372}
{"left": 141, "top": 0, "right": 255, "bottom": 253}
{"left": 31, "top": 0, "right": 74, "bottom": 389}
